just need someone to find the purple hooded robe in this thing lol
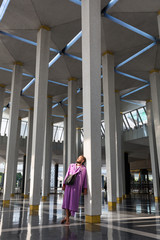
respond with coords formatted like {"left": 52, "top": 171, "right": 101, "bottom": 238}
{"left": 62, "top": 163, "right": 87, "bottom": 216}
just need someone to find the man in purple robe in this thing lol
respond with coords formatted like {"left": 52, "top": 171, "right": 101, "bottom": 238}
{"left": 61, "top": 155, "right": 87, "bottom": 224}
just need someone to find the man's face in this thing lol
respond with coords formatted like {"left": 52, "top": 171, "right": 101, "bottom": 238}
{"left": 76, "top": 156, "right": 84, "bottom": 164}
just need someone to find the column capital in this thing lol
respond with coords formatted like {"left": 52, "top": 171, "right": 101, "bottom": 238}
{"left": 102, "top": 50, "right": 114, "bottom": 56}
{"left": 146, "top": 99, "right": 152, "bottom": 103}
{"left": 14, "top": 61, "right": 24, "bottom": 66}
{"left": 47, "top": 95, "right": 52, "bottom": 99}
{"left": 68, "top": 77, "right": 77, "bottom": 81}
{"left": 115, "top": 89, "right": 119, "bottom": 93}
{"left": 39, "top": 25, "right": 51, "bottom": 31}
{"left": 150, "top": 69, "right": 159, "bottom": 74}
{"left": 0, "top": 84, "right": 6, "bottom": 88}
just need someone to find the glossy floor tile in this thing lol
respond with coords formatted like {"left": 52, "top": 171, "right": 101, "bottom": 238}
{"left": 0, "top": 194, "right": 160, "bottom": 239}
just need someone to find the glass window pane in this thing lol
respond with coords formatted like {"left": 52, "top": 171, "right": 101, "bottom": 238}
{"left": 20, "top": 122, "right": 25, "bottom": 137}
{"left": 125, "top": 112, "right": 135, "bottom": 129}
{"left": 138, "top": 108, "right": 147, "bottom": 124}
{"left": 1, "top": 118, "right": 8, "bottom": 136}
{"left": 131, "top": 110, "right": 139, "bottom": 126}
{"left": 123, "top": 115, "right": 130, "bottom": 129}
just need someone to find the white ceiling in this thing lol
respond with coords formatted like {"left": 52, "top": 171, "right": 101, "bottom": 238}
{"left": 0, "top": 0, "right": 159, "bottom": 121}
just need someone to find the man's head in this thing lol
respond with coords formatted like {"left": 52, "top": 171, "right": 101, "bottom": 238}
{"left": 76, "top": 155, "right": 86, "bottom": 165}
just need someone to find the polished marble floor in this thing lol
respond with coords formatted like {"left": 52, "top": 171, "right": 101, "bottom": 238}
{"left": 0, "top": 193, "right": 160, "bottom": 239}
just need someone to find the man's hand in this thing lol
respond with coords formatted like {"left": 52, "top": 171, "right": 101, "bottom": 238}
{"left": 62, "top": 184, "right": 65, "bottom": 191}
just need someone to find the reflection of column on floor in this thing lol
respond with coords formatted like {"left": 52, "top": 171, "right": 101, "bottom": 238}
{"left": 54, "top": 163, "right": 58, "bottom": 192}
{"left": 11, "top": 116, "right": 21, "bottom": 197}
{"left": 62, "top": 226, "right": 79, "bottom": 240}
{"left": 24, "top": 108, "right": 33, "bottom": 199}
{"left": 84, "top": 224, "right": 102, "bottom": 239}
{"left": 29, "top": 26, "right": 50, "bottom": 214}
{"left": 52, "top": 194, "right": 58, "bottom": 222}
{"left": 0, "top": 209, "right": 13, "bottom": 240}
{"left": 82, "top": 0, "right": 101, "bottom": 223}
{"left": 155, "top": 201, "right": 160, "bottom": 235}
{"left": 0, "top": 85, "right": 5, "bottom": 134}
{"left": 27, "top": 215, "right": 40, "bottom": 239}
{"left": 3, "top": 62, "right": 23, "bottom": 207}
{"left": 40, "top": 201, "right": 49, "bottom": 239}
{"left": 102, "top": 51, "right": 117, "bottom": 211}
{"left": 20, "top": 200, "right": 28, "bottom": 239}
{"left": 124, "top": 152, "right": 130, "bottom": 197}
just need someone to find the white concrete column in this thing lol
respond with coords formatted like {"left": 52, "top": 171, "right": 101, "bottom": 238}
{"left": 67, "top": 78, "right": 77, "bottom": 165}
{"left": 146, "top": 101, "right": 160, "bottom": 202}
{"left": 76, "top": 127, "right": 81, "bottom": 158}
{"left": 82, "top": 0, "right": 101, "bottom": 223}
{"left": 115, "top": 91, "right": 123, "bottom": 203}
{"left": 29, "top": 26, "right": 50, "bottom": 213}
{"left": 0, "top": 85, "right": 5, "bottom": 134}
{"left": 24, "top": 108, "right": 33, "bottom": 198}
{"left": 3, "top": 62, "right": 23, "bottom": 206}
{"left": 102, "top": 51, "right": 117, "bottom": 211}
{"left": 11, "top": 117, "right": 21, "bottom": 196}
{"left": 63, "top": 114, "right": 68, "bottom": 179}
{"left": 42, "top": 97, "right": 52, "bottom": 200}
{"left": 150, "top": 70, "right": 160, "bottom": 176}
{"left": 121, "top": 118, "right": 126, "bottom": 199}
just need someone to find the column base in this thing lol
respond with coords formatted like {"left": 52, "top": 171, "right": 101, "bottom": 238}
{"left": 10, "top": 193, "right": 15, "bottom": 197}
{"left": 30, "top": 205, "right": 39, "bottom": 215}
{"left": 3, "top": 200, "right": 10, "bottom": 207}
{"left": 125, "top": 194, "right": 130, "bottom": 198}
{"left": 85, "top": 215, "right": 100, "bottom": 223}
{"left": 42, "top": 196, "right": 47, "bottom": 201}
{"left": 155, "top": 197, "right": 160, "bottom": 202}
{"left": 122, "top": 195, "right": 125, "bottom": 200}
{"left": 117, "top": 197, "right": 122, "bottom": 204}
{"left": 24, "top": 194, "right": 29, "bottom": 199}
{"left": 108, "top": 202, "right": 116, "bottom": 211}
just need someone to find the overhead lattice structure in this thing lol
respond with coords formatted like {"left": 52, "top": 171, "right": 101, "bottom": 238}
{"left": 0, "top": 0, "right": 160, "bottom": 122}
